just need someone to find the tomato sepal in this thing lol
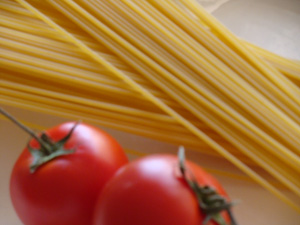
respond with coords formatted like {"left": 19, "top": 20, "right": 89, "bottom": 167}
{"left": 208, "top": 214, "right": 228, "bottom": 225}
{"left": 28, "top": 142, "right": 75, "bottom": 173}
{"left": 28, "top": 121, "right": 80, "bottom": 173}
{"left": 178, "top": 146, "right": 238, "bottom": 225}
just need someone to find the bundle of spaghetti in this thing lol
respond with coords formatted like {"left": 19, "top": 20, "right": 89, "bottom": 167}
{"left": 1, "top": 0, "right": 300, "bottom": 212}
{"left": 1, "top": 2, "right": 232, "bottom": 155}
{"left": 0, "top": 0, "right": 249, "bottom": 159}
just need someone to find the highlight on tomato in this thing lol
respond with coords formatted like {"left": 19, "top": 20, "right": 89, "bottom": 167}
{"left": 1, "top": 108, "right": 128, "bottom": 225}
{"left": 93, "top": 147, "right": 238, "bottom": 225}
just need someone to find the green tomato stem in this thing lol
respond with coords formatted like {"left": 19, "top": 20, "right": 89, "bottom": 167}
{"left": 0, "top": 107, "right": 80, "bottom": 173}
{"left": 178, "top": 146, "right": 239, "bottom": 225}
{"left": 0, "top": 107, "right": 51, "bottom": 152}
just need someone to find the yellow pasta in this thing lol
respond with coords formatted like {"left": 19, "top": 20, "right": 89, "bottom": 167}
{"left": 1, "top": 0, "right": 299, "bottom": 213}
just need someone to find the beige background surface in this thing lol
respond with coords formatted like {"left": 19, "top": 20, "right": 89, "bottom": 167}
{"left": 1, "top": 0, "right": 300, "bottom": 224}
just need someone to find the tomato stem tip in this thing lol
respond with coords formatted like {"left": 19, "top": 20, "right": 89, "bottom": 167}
{"left": 0, "top": 107, "right": 51, "bottom": 151}
{"left": 177, "top": 146, "right": 239, "bottom": 225}
{"left": 0, "top": 107, "right": 80, "bottom": 173}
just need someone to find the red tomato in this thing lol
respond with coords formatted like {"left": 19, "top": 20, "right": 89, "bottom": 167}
{"left": 10, "top": 122, "right": 128, "bottom": 225}
{"left": 93, "top": 154, "right": 231, "bottom": 225}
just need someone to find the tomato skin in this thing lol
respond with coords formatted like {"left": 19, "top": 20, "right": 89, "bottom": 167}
{"left": 93, "top": 154, "right": 230, "bottom": 225}
{"left": 10, "top": 122, "right": 128, "bottom": 225}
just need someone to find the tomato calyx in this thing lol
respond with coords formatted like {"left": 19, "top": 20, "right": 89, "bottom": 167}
{"left": 28, "top": 122, "right": 80, "bottom": 173}
{"left": 0, "top": 107, "right": 79, "bottom": 173}
{"left": 178, "top": 146, "right": 238, "bottom": 225}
